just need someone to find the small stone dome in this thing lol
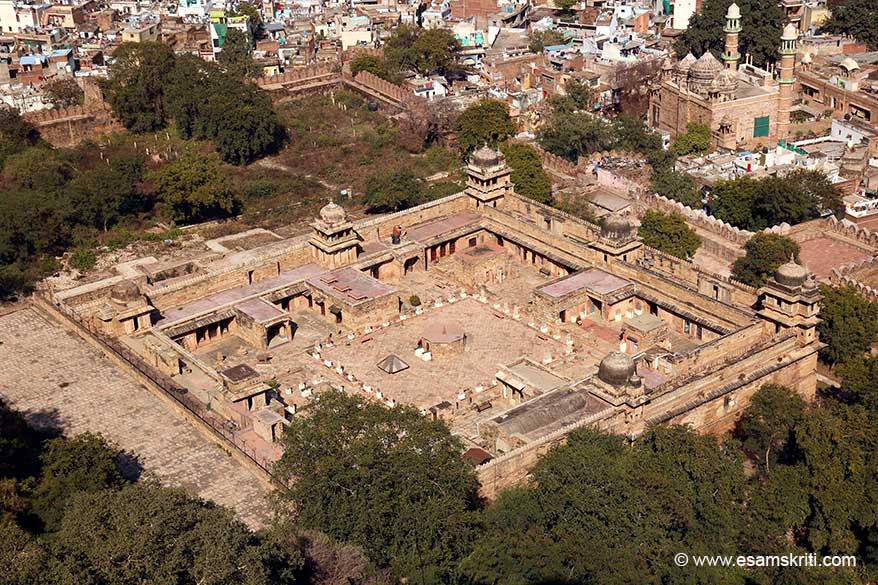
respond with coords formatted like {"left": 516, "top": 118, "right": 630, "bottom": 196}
{"left": 110, "top": 280, "right": 142, "bottom": 304}
{"left": 601, "top": 213, "right": 633, "bottom": 240}
{"left": 470, "top": 146, "right": 504, "bottom": 169}
{"left": 715, "top": 68, "right": 738, "bottom": 94}
{"left": 689, "top": 51, "right": 723, "bottom": 82}
{"left": 598, "top": 352, "right": 636, "bottom": 387}
{"left": 725, "top": 2, "right": 740, "bottom": 19}
{"left": 775, "top": 258, "right": 808, "bottom": 287}
{"left": 675, "top": 52, "right": 697, "bottom": 75}
{"left": 319, "top": 201, "right": 347, "bottom": 226}
{"left": 782, "top": 22, "right": 798, "bottom": 41}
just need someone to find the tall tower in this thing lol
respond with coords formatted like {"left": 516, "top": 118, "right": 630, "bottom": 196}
{"left": 723, "top": 3, "right": 741, "bottom": 71}
{"left": 777, "top": 23, "right": 798, "bottom": 141}
{"left": 465, "top": 146, "right": 512, "bottom": 209}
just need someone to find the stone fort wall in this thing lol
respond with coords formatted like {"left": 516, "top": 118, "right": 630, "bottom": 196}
{"left": 23, "top": 102, "right": 123, "bottom": 148}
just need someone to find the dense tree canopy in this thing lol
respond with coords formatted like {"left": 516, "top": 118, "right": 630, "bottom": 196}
{"left": 274, "top": 390, "right": 480, "bottom": 583}
{"left": 499, "top": 142, "right": 553, "bottom": 204}
{"left": 219, "top": 28, "right": 260, "bottom": 79}
{"left": 384, "top": 25, "right": 460, "bottom": 77}
{"left": 818, "top": 285, "right": 878, "bottom": 367}
{"left": 349, "top": 53, "right": 399, "bottom": 83}
{"left": 650, "top": 168, "right": 702, "bottom": 207}
{"left": 102, "top": 42, "right": 281, "bottom": 164}
{"left": 455, "top": 100, "right": 517, "bottom": 155}
{"left": 671, "top": 122, "right": 711, "bottom": 156}
{"left": 638, "top": 209, "right": 702, "bottom": 259}
{"left": 675, "top": 0, "right": 784, "bottom": 68}
{"left": 462, "top": 425, "right": 749, "bottom": 584}
{"left": 710, "top": 170, "right": 843, "bottom": 231}
{"left": 149, "top": 151, "right": 240, "bottom": 222}
{"left": 363, "top": 166, "right": 424, "bottom": 213}
{"left": 821, "top": 0, "right": 878, "bottom": 48}
{"left": 731, "top": 232, "right": 800, "bottom": 287}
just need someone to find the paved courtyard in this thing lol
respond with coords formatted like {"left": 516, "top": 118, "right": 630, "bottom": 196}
{"left": 0, "top": 307, "right": 273, "bottom": 530}
{"left": 323, "top": 297, "right": 572, "bottom": 410}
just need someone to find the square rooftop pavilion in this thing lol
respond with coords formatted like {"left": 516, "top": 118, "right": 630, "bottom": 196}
{"left": 306, "top": 267, "right": 396, "bottom": 306}
{"left": 537, "top": 267, "right": 633, "bottom": 299}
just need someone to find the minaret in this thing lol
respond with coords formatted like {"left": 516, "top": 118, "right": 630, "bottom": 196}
{"left": 723, "top": 3, "right": 741, "bottom": 71}
{"left": 777, "top": 23, "right": 798, "bottom": 141}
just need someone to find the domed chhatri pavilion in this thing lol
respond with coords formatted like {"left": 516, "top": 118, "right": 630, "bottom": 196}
{"left": 648, "top": 3, "right": 799, "bottom": 149}
{"left": 592, "top": 212, "right": 640, "bottom": 264}
{"left": 757, "top": 258, "right": 822, "bottom": 346}
{"left": 589, "top": 351, "right": 646, "bottom": 407}
{"left": 309, "top": 200, "right": 358, "bottom": 268}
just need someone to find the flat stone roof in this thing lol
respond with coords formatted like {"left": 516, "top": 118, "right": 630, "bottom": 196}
{"left": 625, "top": 312, "right": 665, "bottom": 333}
{"left": 235, "top": 298, "right": 286, "bottom": 323}
{"left": 403, "top": 212, "right": 481, "bottom": 243}
{"left": 221, "top": 363, "right": 259, "bottom": 383}
{"left": 157, "top": 263, "right": 325, "bottom": 326}
{"left": 490, "top": 387, "right": 607, "bottom": 441}
{"left": 538, "top": 267, "right": 632, "bottom": 298}
{"left": 503, "top": 359, "right": 567, "bottom": 393}
{"left": 307, "top": 267, "right": 396, "bottom": 306}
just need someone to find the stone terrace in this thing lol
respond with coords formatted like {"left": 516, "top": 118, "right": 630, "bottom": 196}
{"left": 0, "top": 308, "right": 273, "bottom": 529}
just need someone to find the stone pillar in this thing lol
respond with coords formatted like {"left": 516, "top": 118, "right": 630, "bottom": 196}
{"left": 777, "top": 23, "right": 798, "bottom": 141}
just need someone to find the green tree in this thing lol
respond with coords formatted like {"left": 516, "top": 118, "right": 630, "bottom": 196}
{"left": 638, "top": 209, "right": 701, "bottom": 259}
{"left": 650, "top": 168, "right": 701, "bottom": 207}
{"left": 467, "top": 425, "right": 748, "bottom": 584}
{"left": 384, "top": 25, "right": 460, "bottom": 76}
{"left": 837, "top": 357, "right": 878, "bottom": 411}
{"left": 553, "top": 0, "right": 577, "bottom": 13}
{"left": 364, "top": 166, "right": 423, "bottom": 213}
{"left": 165, "top": 54, "right": 216, "bottom": 139}
{"left": 67, "top": 154, "right": 145, "bottom": 231}
{"left": 197, "top": 80, "right": 283, "bottom": 165}
{"left": 671, "top": 122, "right": 711, "bottom": 156}
{"left": 101, "top": 42, "right": 176, "bottom": 132}
{"left": 273, "top": 390, "right": 479, "bottom": 582}
{"left": 537, "top": 112, "right": 615, "bottom": 162}
{"left": 149, "top": 151, "right": 239, "bottom": 223}
{"left": 42, "top": 77, "right": 84, "bottom": 108}
{"left": 499, "top": 142, "right": 552, "bottom": 204}
{"left": 455, "top": 100, "right": 516, "bottom": 155}
{"left": 411, "top": 28, "right": 461, "bottom": 75}
{"left": 733, "top": 384, "right": 807, "bottom": 475}
{"left": 0, "top": 517, "right": 47, "bottom": 585}
{"left": 219, "top": 28, "right": 260, "bottom": 78}
{"left": 230, "top": 1, "right": 261, "bottom": 25}
{"left": 48, "top": 483, "right": 293, "bottom": 585}
{"left": 817, "top": 285, "right": 878, "bottom": 367}
{"left": 675, "top": 0, "right": 784, "bottom": 68}
{"left": 349, "top": 53, "right": 397, "bottom": 83}
{"left": 821, "top": 0, "right": 878, "bottom": 48}
{"left": 0, "top": 107, "right": 40, "bottom": 168}
{"left": 528, "top": 29, "right": 568, "bottom": 53}
{"left": 785, "top": 168, "right": 844, "bottom": 218}
{"left": 731, "top": 232, "right": 800, "bottom": 287}
{"left": 3, "top": 148, "right": 72, "bottom": 194}
{"left": 711, "top": 172, "right": 834, "bottom": 230}
{"left": 31, "top": 433, "right": 126, "bottom": 531}
{"left": 547, "top": 78, "right": 594, "bottom": 114}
